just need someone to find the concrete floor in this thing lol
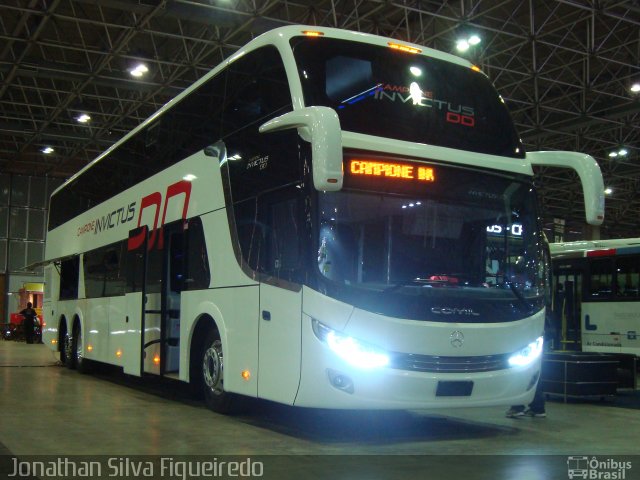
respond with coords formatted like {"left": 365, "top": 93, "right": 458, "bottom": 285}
{"left": 1, "top": 340, "right": 639, "bottom": 479}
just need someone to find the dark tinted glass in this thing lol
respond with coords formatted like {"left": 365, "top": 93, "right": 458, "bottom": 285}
{"left": 49, "top": 70, "right": 227, "bottom": 231}
{"left": 59, "top": 257, "right": 79, "bottom": 300}
{"left": 292, "top": 37, "right": 524, "bottom": 159}
{"left": 588, "top": 258, "right": 613, "bottom": 298}
{"left": 316, "top": 161, "right": 543, "bottom": 322}
{"left": 84, "top": 241, "right": 127, "bottom": 298}
{"left": 616, "top": 255, "right": 640, "bottom": 298}
{"left": 223, "top": 46, "right": 298, "bottom": 202}
{"left": 233, "top": 198, "right": 261, "bottom": 271}
{"left": 184, "top": 218, "right": 210, "bottom": 290}
{"left": 222, "top": 46, "right": 292, "bottom": 138}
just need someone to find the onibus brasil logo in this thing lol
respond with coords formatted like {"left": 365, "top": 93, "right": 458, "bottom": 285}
{"left": 567, "top": 456, "right": 632, "bottom": 479}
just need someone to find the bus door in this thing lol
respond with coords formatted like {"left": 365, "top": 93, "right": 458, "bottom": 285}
{"left": 124, "top": 226, "right": 148, "bottom": 376}
{"left": 125, "top": 223, "right": 185, "bottom": 377}
{"left": 257, "top": 191, "right": 303, "bottom": 404}
{"left": 161, "top": 220, "right": 186, "bottom": 377}
{"left": 552, "top": 259, "right": 583, "bottom": 351}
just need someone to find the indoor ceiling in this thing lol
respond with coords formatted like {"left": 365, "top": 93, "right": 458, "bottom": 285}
{"left": 0, "top": 0, "right": 638, "bottom": 239}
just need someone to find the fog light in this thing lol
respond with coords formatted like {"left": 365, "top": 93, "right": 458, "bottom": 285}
{"left": 327, "top": 369, "right": 354, "bottom": 394}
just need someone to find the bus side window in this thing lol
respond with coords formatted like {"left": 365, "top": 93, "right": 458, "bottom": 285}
{"left": 615, "top": 256, "right": 640, "bottom": 298}
{"left": 59, "top": 257, "right": 79, "bottom": 300}
{"left": 233, "top": 198, "right": 262, "bottom": 272}
{"left": 588, "top": 258, "right": 613, "bottom": 298}
{"left": 262, "top": 194, "right": 302, "bottom": 284}
{"left": 222, "top": 46, "right": 291, "bottom": 139}
{"left": 183, "top": 218, "right": 210, "bottom": 290}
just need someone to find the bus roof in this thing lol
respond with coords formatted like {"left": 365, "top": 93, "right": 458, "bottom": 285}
{"left": 550, "top": 238, "right": 640, "bottom": 259}
{"left": 50, "top": 25, "right": 478, "bottom": 199}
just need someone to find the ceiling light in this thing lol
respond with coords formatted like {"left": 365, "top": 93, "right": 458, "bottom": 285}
{"left": 76, "top": 114, "right": 91, "bottom": 123}
{"left": 456, "top": 39, "right": 470, "bottom": 52}
{"left": 129, "top": 63, "right": 149, "bottom": 78}
{"left": 468, "top": 35, "right": 481, "bottom": 45}
{"left": 409, "top": 66, "right": 422, "bottom": 76}
{"left": 604, "top": 188, "right": 613, "bottom": 195}
{"left": 631, "top": 83, "right": 640, "bottom": 93}
{"left": 41, "top": 147, "right": 54, "bottom": 154}
{"left": 456, "top": 34, "right": 481, "bottom": 52}
{"left": 609, "top": 148, "right": 628, "bottom": 158}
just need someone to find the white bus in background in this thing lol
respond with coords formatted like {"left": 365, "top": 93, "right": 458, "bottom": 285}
{"left": 550, "top": 238, "right": 640, "bottom": 356}
{"left": 42, "top": 26, "right": 605, "bottom": 413}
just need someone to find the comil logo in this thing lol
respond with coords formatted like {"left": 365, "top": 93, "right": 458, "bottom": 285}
{"left": 567, "top": 456, "right": 632, "bottom": 479}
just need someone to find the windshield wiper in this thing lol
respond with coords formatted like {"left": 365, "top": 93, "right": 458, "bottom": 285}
{"left": 504, "top": 281, "right": 533, "bottom": 312}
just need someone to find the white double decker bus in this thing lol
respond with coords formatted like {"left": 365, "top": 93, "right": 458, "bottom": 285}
{"left": 42, "top": 26, "right": 605, "bottom": 413}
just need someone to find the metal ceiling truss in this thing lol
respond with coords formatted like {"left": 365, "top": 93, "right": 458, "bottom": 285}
{"left": 1, "top": 0, "right": 638, "bottom": 238}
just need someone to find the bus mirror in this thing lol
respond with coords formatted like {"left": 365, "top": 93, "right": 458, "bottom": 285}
{"left": 527, "top": 151, "right": 605, "bottom": 226}
{"left": 259, "top": 106, "right": 343, "bottom": 191}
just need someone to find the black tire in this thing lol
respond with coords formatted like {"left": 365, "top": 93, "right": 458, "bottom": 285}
{"left": 64, "top": 328, "right": 76, "bottom": 369}
{"left": 59, "top": 322, "right": 68, "bottom": 365}
{"left": 73, "top": 322, "right": 92, "bottom": 374}
{"left": 200, "top": 329, "right": 238, "bottom": 414}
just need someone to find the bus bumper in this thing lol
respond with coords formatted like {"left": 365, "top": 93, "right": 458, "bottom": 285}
{"left": 294, "top": 316, "right": 540, "bottom": 410}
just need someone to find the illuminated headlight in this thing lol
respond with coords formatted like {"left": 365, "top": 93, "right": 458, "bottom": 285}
{"left": 508, "top": 336, "right": 543, "bottom": 367}
{"left": 312, "top": 319, "right": 389, "bottom": 369}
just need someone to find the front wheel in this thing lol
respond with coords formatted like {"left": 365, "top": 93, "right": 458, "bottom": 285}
{"left": 201, "top": 330, "right": 237, "bottom": 414}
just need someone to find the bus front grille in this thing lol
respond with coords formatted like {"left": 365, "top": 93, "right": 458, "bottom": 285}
{"left": 389, "top": 352, "right": 512, "bottom": 373}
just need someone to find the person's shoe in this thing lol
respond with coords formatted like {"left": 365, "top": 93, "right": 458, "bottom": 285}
{"left": 506, "top": 408, "right": 525, "bottom": 418}
{"left": 524, "top": 409, "right": 546, "bottom": 418}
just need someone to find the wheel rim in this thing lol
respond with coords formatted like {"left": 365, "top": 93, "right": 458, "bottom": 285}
{"left": 64, "top": 333, "right": 73, "bottom": 362}
{"left": 76, "top": 327, "right": 83, "bottom": 362}
{"left": 202, "top": 339, "right": 223, "bottom": 396}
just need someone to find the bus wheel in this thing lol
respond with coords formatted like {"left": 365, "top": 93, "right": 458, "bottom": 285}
{"left": 201, "top": 330, "right": 234, "bottom": 414}
{"left": 73, "top": 323, "right": 92, "bottom": 374}
{"left": 64, "top": 330, "right": 76, "bottom": 369}
{"left": 59, "top": 323, "right": 68, "bottom": 365}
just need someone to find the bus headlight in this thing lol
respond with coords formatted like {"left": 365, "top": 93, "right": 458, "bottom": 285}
{"left": 508, "top": 336, "right": 543, "bottom": 367}
{"left": 312, "top": 319, "right": 389, "bottom": 369}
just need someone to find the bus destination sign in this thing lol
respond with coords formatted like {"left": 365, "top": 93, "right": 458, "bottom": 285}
{"left": 349, "top": 160, "right": 435, "bottom": 183}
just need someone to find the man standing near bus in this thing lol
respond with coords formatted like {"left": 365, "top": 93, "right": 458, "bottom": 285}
{"left": 20, "top": 302, "right": 38, "bottom": 344}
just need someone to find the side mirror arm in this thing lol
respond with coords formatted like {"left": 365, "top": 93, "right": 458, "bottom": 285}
{"left": 260, "top": 107, "right": 343, "bottom": 191}
{"left": 528, "top": 151, "right": 605, "bottom": 226}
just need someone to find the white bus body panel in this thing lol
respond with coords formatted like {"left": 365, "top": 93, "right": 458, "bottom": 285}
{"left": 582, "top": 302, "right": 640, "bottom": 355}
{"left": 258, "top": 284, "right": 302, "bottom": 403}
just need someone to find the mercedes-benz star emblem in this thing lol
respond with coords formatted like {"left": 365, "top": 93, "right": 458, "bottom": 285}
{"left": 450, "top": 330, "right": 464, "bottom": 348}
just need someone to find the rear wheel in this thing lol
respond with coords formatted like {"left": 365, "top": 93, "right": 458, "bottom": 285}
{"left": 201, "top": 330, "right": 236, "bottom": 414}
{"left": 73, "top": 323, "right": 92, "bottom": 374}
{"left": 59, "top": 322, "right": 69, "bottom": 366}
{"left": 64, "top": 329, "right": 76, "bottom": 369}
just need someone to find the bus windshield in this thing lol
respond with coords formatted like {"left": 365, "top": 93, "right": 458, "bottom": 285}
{"left": 315, "top": 161, "right": 545, "bottom": 322}
{"left": 292, "top": 36, "right": 524, "bottom": 159}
